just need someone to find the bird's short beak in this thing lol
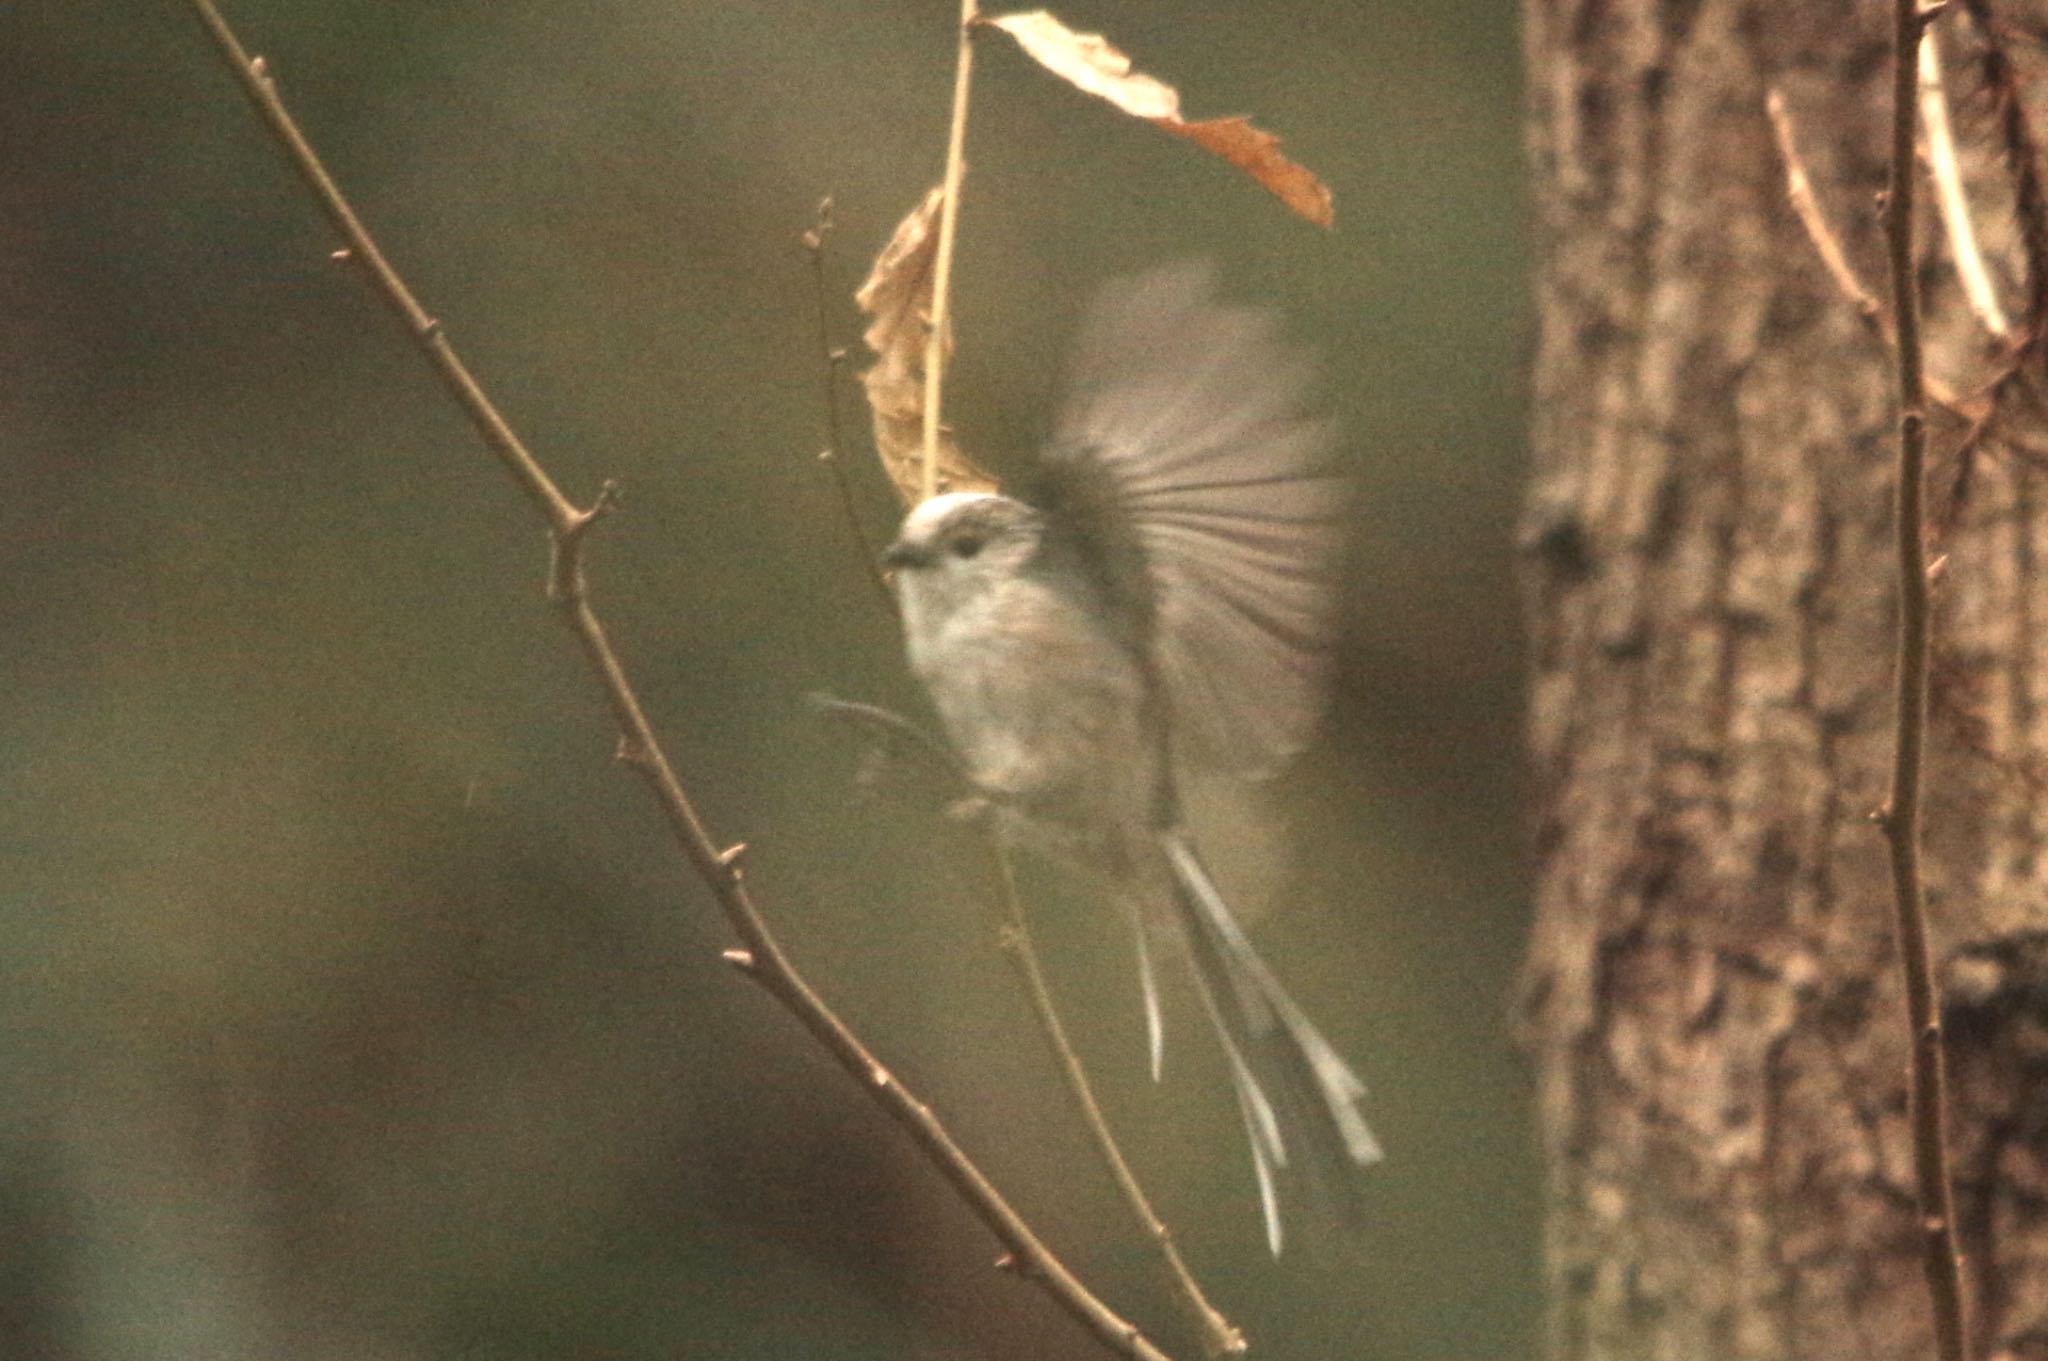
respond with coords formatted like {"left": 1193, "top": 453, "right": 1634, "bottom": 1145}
{"left": 880, "top": 538, "right": 921, "bottom": 569}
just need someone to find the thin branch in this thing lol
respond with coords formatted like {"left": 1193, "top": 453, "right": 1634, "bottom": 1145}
{"left": 801, "top": 197, "right": 897, "bottom": 613}
{"left": 1934, "top": 349, "right": 2030, "bottom": 537}
{"left": 1923, "top": 0, "right": 2048, "bottom": 532}
{"left": 980, "top": 835, "right": 1248, "bottom": 1361}
{"left": 181, "top": 5, "right": 1178, "bottom": 1359}
{"left": 1921, "top": 25, "right": 2014, "bottom": 341}
{"left": 809, "top": 692, "right": 1244, "bottom": 1355}
{"left": 922, "top": 0, "right": 979, "bottom": 503}
{"left": 1767, "top": 88, "right": 1886, "bottom": 324}
{"left": 807, "top": 693, "right": 975, "bottom": 787}
{"left": 1766, "top": 86, "right": 1969, "bottom": 410}
{"left": 1879, "top": 4, "right": 1973, "bottom": 1361}
{"left": 1960, "top": 0, "right": 2048, "bottom": 338}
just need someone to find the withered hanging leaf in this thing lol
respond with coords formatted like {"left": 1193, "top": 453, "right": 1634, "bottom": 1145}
{"left": 983, "top": 10, "right": 1334, "bottom": 229}
{"left": 984, "top": 10, "right": 1178, "bottom": 119}
{"left": 1158, "top": 116, "right": 1333, "bottom": 229}
{"left": 854, "top": 186, "right": 998, "bottom": 507}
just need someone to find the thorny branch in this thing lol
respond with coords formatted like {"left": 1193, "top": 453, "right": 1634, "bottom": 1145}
{"left": 180, "top": 3, "right": 1180, "bottom": 1359}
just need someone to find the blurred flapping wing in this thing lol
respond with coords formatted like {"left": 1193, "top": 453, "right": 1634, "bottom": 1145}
{"left": 1035, "top": 262, "right": 1347, "bottom": 779}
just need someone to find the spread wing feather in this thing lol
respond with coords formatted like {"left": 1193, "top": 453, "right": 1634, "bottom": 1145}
{"left": 1033, "top": 261, "right": 1346, "bottom": 779}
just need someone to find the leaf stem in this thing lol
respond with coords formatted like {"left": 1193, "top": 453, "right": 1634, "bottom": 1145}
{"left": 922, "top": 0, "right": 978, "bottom": 504}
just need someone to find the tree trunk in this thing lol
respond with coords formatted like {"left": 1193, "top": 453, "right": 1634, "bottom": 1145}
{"left": 1522, "top": 1, "right": 2048, "bottom": 1358}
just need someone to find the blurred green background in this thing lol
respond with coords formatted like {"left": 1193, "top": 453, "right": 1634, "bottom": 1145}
{"left": 1, "top": 3, "right": 1530, "bottom": 1358}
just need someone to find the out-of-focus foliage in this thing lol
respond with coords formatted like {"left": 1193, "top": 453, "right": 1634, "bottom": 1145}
{"left": 0, "top": 2, "right": 1530, "bottom": 1358}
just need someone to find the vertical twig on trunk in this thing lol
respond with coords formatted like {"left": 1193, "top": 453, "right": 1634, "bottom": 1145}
{"left": 1879, "top": 3, "right": 1972, "bottom": 1359}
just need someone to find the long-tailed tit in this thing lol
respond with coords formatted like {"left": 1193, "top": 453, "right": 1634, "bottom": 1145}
{"left": 881, "top": 262, "right": 1381, "bottom": 1253}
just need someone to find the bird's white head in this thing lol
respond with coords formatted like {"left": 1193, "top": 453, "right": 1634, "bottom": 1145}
{"left": 882, "top": 491, "right": 1044, "bottom": 630}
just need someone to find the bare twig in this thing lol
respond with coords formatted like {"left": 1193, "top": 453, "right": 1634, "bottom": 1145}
{"left": 1960, "top": 0, "right": 2048, "bottom": 337}
{"left": 807, "top": 693, "right": 975, "bottom": 787}
{"left": 922, "top": 0, "right": 979, "bottom": 503}
{"left": 1878, "top": 3, "right": 1973, "bottom": 1359}
{"left": 980, "top": 835, "right": 1248, "bottom": 1360}
{"left": 801, "top": 197, "right": 897, "bottom": 613}
{"left": 1921, "top": 26, "right": 2014, "bottom": 341}
{"left": 1766, "top": 86, "right": 1969, "bottom": 410}
{"left": 1767, "top": 88, "right": 1886, "bottom": 324}
{"left": 1924, "top": 0, "right": 2048, "bottom": 531}
{"left": 180, "top": 5, "right": 1178, "bottom": 1359}
{"left": 1935, "top": 348, "right": 2031, "bottom": 537}
{"left": 810, "top": 692, "right": 1246, "bottom": 1355}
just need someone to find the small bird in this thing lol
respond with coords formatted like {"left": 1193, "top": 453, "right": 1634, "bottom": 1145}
{"left": 882, "top": 262, "right": 1380, "bottom": 1253}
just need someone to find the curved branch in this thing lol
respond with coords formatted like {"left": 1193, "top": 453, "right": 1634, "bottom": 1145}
{"left": 178, "top": 5, "right": 1178, "bottom": 1359}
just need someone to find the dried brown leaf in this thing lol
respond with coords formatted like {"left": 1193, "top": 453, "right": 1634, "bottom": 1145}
{"left": 984, "top": 9, "right": 1334, "bottom": 229}
{"left": 1156, "top": 116, "right": 1333, "bottom": 230}
{"left": 853, "top": 186, "right": 997, "bottom": 506}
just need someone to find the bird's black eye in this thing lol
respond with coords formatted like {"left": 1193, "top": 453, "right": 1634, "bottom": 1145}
{"left": 949, "top": 535, "right": 985, "bottom": 560}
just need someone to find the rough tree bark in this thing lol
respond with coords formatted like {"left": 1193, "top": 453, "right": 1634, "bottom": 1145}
{"left": 1522, "top": 1, "right": 2048, "bottom": 1358}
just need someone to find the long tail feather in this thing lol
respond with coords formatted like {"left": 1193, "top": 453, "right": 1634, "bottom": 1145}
{"left": 1184, "top": 958, "right": 1288, "bottom": 1255}
{"left": 1158, "top": 829, "right": 1382, "bottom": 1252}
{"left": 1128, "top": 908, "right": 1166, "bottom": 1083}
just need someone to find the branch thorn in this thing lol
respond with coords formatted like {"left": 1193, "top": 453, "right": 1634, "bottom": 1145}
{"left": 716, "top": 841, "right": 749, "bottom": 869}
{"left": 330, "top": 247, "right": 353, "bottom": 264}
{"left": 721, "top": 947, "right": 757, "bottom": 973}
{"left": 552, "top": 481, "right": 621, "bottom": 584}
